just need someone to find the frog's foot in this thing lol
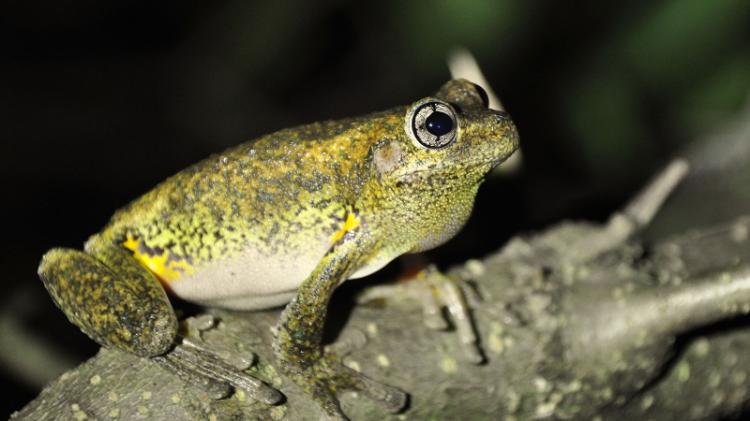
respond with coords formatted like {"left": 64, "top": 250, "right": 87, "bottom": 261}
{"left": 357, "top": 262, "right": 485, "bottom": 364}
{"left": 278, "top": 348, "right": 407, "bottom": 421}
{"left": 154, "top": 315, "right": 282, "bottom": 404}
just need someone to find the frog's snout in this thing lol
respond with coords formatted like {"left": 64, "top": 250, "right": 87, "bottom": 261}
{"left": 490, "top": 110, "right": 520, "bottom": 163}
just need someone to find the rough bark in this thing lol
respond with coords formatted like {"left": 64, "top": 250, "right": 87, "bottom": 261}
{"left": 11, "top": 210, "right": 750, "bottom": 420}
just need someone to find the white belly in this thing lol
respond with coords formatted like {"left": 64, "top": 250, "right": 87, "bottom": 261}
{"left": 167, "top": 233, "right": 404, "bottom": 310}
{"left": 168, "top": 247, "right": 396, "bottom": 310}
{"left": 168, "top": 248, "right": 325, "bottom": 310}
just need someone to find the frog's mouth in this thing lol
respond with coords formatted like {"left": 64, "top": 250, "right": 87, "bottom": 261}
{"left": 488, "top": 152, "right": 516, "bottom": 170}
{"left": 395, "top": 156, "right": 505, "bottom": 184}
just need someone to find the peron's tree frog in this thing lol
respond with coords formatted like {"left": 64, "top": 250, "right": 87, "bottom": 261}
{"left": 38, "top": 79, "right": 519, "bottom": 419}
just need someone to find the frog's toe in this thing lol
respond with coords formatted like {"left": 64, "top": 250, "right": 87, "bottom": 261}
{"left": 424, "top": 267, "right": 484, "bottom": 364}
{"left": 295, "top": 330, "right": 406, "bottom": 418}
{"left": 154, "top": 345, "right": 231, "bottom": 399}
{"left": 181, "top": 314, "right": 257, "bottom": 370}
{"left": 345, "top": 365, "right": 408, "bottom": 413}
{"left": 357, "top": 264, "right": 485, "bottom": 364}
{"left": 155, "top": 315, "right": 282, "bottom": 404}
{"left": 324, "top": 328, "right": 367, "bottom": 356}
{"left": 285, "top": 353, "right": 407, "bottom": 420}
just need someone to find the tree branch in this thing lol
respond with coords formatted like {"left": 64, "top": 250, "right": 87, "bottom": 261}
{"left": 11, "top": 208, "right": 750, "bottom": 420}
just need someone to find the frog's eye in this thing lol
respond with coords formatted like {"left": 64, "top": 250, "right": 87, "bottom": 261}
{"left": 409, "top": 101, "right": 457, "bottom": 149}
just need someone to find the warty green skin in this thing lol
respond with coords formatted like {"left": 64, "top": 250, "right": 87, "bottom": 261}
{"left": 37, "top": 79, "right": 519, "bottom": 418}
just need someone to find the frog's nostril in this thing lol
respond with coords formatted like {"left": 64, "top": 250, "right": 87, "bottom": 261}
{"left": 492, "top": 110, "right": 509, "bottom": 121}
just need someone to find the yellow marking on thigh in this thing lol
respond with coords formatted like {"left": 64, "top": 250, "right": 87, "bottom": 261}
{"left": 331, "top": 213, "right": 360, "bottom": 244}
{"left": 122, "top": 234, "right": 194, "bottom": 282}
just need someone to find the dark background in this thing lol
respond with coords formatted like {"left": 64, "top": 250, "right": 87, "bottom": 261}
{"left": 2, "top": 1, "right": 750, "bottom": 417}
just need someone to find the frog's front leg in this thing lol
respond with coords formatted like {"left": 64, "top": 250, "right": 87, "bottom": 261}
{"left": 274, "top": 233, "right": 407, "bottom": 420}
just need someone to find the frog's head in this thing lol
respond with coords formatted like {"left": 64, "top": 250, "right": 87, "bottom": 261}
{"left": 372, "top": 79, "right": 519, "bottom": 190}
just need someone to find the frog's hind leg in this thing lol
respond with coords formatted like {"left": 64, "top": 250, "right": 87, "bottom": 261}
{"left": 39, "top": 244, "right": 283, "bottom": 405}
{"left": 38, "top": 245, "right": 178, "bottom": 357}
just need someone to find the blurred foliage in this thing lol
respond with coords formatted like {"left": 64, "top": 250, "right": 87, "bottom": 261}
{"left": 1, "top": 0, "right": 750, "bottom": 417}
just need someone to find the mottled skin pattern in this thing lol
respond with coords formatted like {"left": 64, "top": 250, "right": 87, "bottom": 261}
{"left": 38, "top": 79, "right": 519, "bottom": 419}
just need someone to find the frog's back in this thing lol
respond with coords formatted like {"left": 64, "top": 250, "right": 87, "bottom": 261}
{"left": 93, "top": 118, "right": 380, "bottom": 309}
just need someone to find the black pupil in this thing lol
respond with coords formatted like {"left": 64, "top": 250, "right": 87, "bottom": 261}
{"left": 425, "top": 111, "right": 453, "bottom": 136}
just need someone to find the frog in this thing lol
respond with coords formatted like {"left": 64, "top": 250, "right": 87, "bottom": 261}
{"left": 38, "top": 78, "right": 519, "bottom": 420}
